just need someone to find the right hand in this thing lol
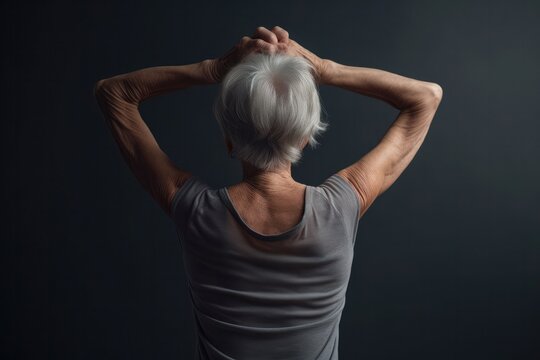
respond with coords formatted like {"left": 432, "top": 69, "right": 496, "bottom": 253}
{"left": 252, "top": 26, "right": 329, "bottom": 84}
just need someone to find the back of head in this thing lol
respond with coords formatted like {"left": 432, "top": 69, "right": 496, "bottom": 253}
{"left": 213, "top": 52, "right": 328, "bottom": 171}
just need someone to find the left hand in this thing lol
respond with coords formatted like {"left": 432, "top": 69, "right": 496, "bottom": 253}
{"left": 203, "top": 26, "right": 281, "bottom": 83}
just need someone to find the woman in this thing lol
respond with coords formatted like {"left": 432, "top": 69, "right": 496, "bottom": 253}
{"left": 95, "top": 26, "right": 442, "bottom": 360}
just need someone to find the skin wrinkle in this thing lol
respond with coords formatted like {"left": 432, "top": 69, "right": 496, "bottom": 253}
{"left": 227, "top": 176, "right": 307, "bottom": 235}
{"left": 93, "top": 26, "right": 444, "bottom": 359}
{"left": 95, "top": 24, "right": 441, "bottom": 233}
{"left": 223, "top": 131, "right": 311, "bottom": 235}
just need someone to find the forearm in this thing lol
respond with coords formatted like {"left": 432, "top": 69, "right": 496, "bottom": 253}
{"left": 320, "top": 59, "right": 440, "bottom": 110}
{"left": 94, "top": 60, "right": 216, "bottom": 104}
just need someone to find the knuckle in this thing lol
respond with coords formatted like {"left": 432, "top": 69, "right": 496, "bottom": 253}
{"left": 240, "top": 36, "right": 251, "bottom": 45}
{"left": 272, "top": 26, "right": 288, "bottom": 37}
{"left": 255, "top": 40, "right": 269, "bottom": 50}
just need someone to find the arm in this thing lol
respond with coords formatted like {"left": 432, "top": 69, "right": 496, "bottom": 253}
{"left": 94, "top": 29, "right": 280, "bottom": 217}
{"left": 257, "top": 26, "right": 443, "bottom": 220}
{"left": 94, "top": 62, "right": 213, "bottom": 217}
{"left": 321, "top": 60, "right": 443, "bottom": 219}
{"left": 252, "top": 26, "right": 443, "bottom": 220}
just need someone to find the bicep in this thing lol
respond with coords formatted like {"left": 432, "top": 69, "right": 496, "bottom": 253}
{"left": 338, "top": 94, "right": 441, "bottom": 219}
{"left": 95, "top": 80, "right": 191, "bottom": 216}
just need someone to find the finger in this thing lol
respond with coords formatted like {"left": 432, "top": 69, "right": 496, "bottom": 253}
{"left": 240, "top": 36, "right": 251, "bottom": 47}
{"left": 253, "top": 26, "right": 279, "bottom": 45}
{"left": 248, "top": 38, "right": 276, "bottom": 54}
{"left": 270, "top": 26, "right": 289, "bottom": 42}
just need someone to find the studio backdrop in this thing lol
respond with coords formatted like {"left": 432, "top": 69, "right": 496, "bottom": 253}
{"left": 2, "top": 1, "right": 539, "bottom": 359}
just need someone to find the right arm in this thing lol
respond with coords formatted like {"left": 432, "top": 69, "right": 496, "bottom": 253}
{"left": 254, "top": 26, "right": 444, "bottom": 220}
{"left": 321, "top": 60, "right": 443, "bottom": 219}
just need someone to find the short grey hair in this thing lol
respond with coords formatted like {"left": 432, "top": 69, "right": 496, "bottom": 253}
{"left": 213, "top": 52, "right": 328, "bottom": 171}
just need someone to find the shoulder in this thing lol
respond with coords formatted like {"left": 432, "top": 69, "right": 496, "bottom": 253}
{"left": 316, "top": 173, "right": 361, "bottom": 221}
{"left": 168, "top": 175, "right": 211, "bottom": 219}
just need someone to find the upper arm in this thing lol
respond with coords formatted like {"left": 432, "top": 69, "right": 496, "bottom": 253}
{"left": 337, "top": 83, "right": 443, "bottom": 220}
{"left": 94, "top": 79, "right": 192, "bottom": 217}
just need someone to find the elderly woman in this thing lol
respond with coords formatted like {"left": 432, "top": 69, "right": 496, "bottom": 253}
{"left": 95, "top": 26, "right": 442, "bottom": 360}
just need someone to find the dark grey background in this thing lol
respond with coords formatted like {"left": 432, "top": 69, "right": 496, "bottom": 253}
{"left": 2, "top": 0, "right": 539, "bottom": 359}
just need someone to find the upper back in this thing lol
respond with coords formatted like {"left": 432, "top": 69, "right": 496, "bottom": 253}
{"left": 225, "top": 181, "right": 308, "bottom": 236}
{"left": 168, "top": 173, "right": 360, "bottom": 359}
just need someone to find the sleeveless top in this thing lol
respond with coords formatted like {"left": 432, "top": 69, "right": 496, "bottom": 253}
{"left": 169, "top": 174, "right": 361, "bottom": 359}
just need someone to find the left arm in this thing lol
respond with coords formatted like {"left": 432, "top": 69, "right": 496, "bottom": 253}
{"left": 94, "top": 61, "right": 217, "bottom": 217}
{"left": 94, "top": 26, "right": 285, "bottom": 217}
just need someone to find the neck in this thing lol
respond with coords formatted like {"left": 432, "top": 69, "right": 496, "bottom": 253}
{"left": 240, "top": 161, "right": 296, "bottom": 190}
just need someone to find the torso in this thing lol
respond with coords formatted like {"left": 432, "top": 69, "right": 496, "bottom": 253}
{"left": 226, "top": 182, "right": 307, "bottom": 236}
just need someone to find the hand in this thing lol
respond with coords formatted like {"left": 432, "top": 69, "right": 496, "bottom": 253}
{"left": 253, "top": 26, "right": 329, "bottom": 84}
{"left": 203, "top": 28, "right": 279, "bottom": 83}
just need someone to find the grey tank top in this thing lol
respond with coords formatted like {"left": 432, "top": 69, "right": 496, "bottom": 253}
{"left": 170, "top": 174, "right": 361, "bottom": 359}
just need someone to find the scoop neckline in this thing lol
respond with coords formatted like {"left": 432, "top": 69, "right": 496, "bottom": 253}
{"left": 218, "top": 184, "right": 311, "bottom": 241}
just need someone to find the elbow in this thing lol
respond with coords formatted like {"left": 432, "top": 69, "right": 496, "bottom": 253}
{"left": 424, "top": 82, "right": 443, "bottom": 106}
{"left": 94, "top": 77, "right": 123, "bottom": 102}
{"left": 94, "top": 78, "right": 110, "bottom": 98}
{"left": 410, "top": 82, "right": 443, "bottom": 111}
{"left": 428, "top": 82, "right": 443, "bottom": 102}
{"left": 402, "top": 82, "right": 444, "bottom": 111}
{"left": 94, "top": 79, "right": 107, "bottom": 99}
{"left": 93, "top": 76, "right": 134, "bottom": 104}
